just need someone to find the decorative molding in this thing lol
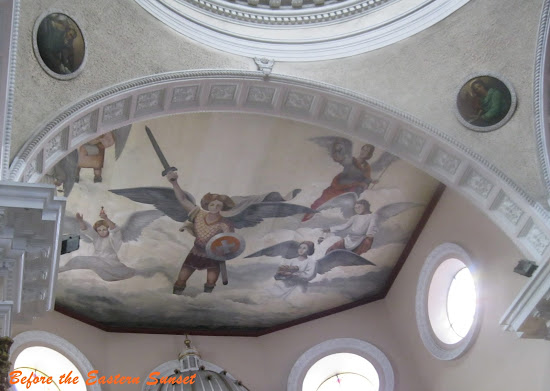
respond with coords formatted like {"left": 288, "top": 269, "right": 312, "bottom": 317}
{"left": 1, "top": 0, "right": 20, "bottom": 181}
{"left": 10, "top": 331, "right": 102, "bottom": 391}
{"left": 0, "top": 182, "right": 65, "bottom": 323}
{"left": 254, "top": 57, "right": 274, "bottom": 77}
{"left": 287, "top": 338, "right": 394, "bottom": 391}
{"left": 158, "top": 0, "right": 392, "bottom": 26}
{"left": 533, "top": 0, "right": 550, "bottom": 194}
{"left": 416, "top": 243, "right": 482, "bottom": 360}
{"left": 133, "top": 0, "right": 471, "bottom": 61}
{"left": 7, "top": 70, "right": 550, "bottom": 275}
{"left": 501, "top": 260, "right": 550, "bottom": 341}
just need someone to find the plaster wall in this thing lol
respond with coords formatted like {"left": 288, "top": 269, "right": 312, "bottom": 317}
{"left": 10, "top": 0, "right": 251, "bottom": 160}
{"left": 10, "top": 0, "right": 547, "bottom": 201}
{"left": 385, "top": 189, "right": 550, "bottom": 391}
{"left": 277, "top": 0, "right": 545, "bottom": 199}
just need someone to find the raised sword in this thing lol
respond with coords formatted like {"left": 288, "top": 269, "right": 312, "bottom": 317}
{"left": 144, "top": 126, "right": 177, "bottom": 178}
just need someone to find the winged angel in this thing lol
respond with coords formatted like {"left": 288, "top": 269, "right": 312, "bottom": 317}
{"left": 60, "top": 207, "right": 163, "bottom": 281}
{"left": 109, "top": 171, "right": 315, "bottom": 294}
{"left": 307, "top": 192, "right": 423, "bottom": 254}
{"left": 303, "top": 136, "right": 398, "bottom": 221}
{"left": 42, "top": 125, "right": 131, "bottom": 197}
{"left": 244, "top": 240, "right": 375, "bottom": 300}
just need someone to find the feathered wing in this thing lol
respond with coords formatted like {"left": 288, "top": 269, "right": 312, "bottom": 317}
{"left": 315, "top": 192, "right": 358, "bottom": 219}
{"left": 371, "top": 225, "right": 411, "bottom": 249}
{"left": 228, "top": 202, "right": 316, "bottom": 229}
{"left": 370, "top": 151, "right": 399, "bottom": 174}
{"left": 112, "top": 125, "right": 132, "bottom": 160}
{"left": 231, "top": 189, "right": 302, "bottom": 205}
{"left": 315, "top": 250, "right": 376, "bottom": 275}
{"left": 109, "top": 187, "right": 195, "bottom": 222}
{"left": 62, "top": 215, "right": 92, "bottom": 243}
{"left": 58, "top": 150, "right": 79, "bottom": 197}
{"left": 310, "top": 136, "right": 352, "bottom": 163}
{"left": 120, "top": 210, "right": 165, "bottom": 242}
{"left": 244, "top": 240, "right": 301, "bottom": 259}
{"left": 375, "top": 202, "right": 422, "bottom": 225}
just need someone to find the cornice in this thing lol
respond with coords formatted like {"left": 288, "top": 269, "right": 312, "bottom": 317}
{"left": 134, "top": 0, "right": 471, "bottom": 61}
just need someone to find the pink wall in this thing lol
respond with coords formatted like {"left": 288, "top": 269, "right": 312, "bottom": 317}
{"left": 385, "top": 189, "right": 550, "bottom": 391}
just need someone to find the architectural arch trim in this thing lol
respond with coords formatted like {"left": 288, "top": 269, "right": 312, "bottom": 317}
{"left": 134, "top": 0, "right": 471, "bottom": 61}
{"left": 534, "top": 0, "right": 550, "bottom": 194}
{"left": 10, "top": 330, "right": 102, "bottom": 391}
{"left": 1, "top": 0, "right": 21, "bottom": 181}
{"left": 8, "top": 70, "right": 550, "bottom": 268}
{"left": 287, "top": 338, "right": 394, "bottom": 391}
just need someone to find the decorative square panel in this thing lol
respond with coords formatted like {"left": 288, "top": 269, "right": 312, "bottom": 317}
{"left": 135, "top": 90, "right": 165, "bottom": 115}
{"left": 246, "top": 86, "right": 275, "bottom": 106}
{"left": 491, "top": 191, "right": 524, "bottom": 225}
{"left": 394, "top": 129, "right": 425, "bottom": 156}
{"left": 44, "top": 129, "right": 68, "bottom": 161}
{"left": 22, "top": 153, "right": 43, "bottom": 182}
{"left": 171, "top": 86, "right": 200, "bottom": 107}
{"left": 462, "top": 169, "right": 493, "bottom": 199}
{"left": 71, "top": 111, "right": 99, "bottom": 139}
{"left": 321, "top": 101, "right": 352, "bottom": 123}
{"left": 102, "top": 98, "right": 131, "bottom": 124}
{"left": 283, "top": 91, "right": 314, "bottom": 114}
{"left": 522, "top": 220, "right": 550, "bottom": 255}
{"left": 428, "top": 148, "right": 461, "bottom": 175}
{"left": 209, "top": 85, "right": 237, "bottom": 104}
{"left": 358, "top": 113, "right": 390, "bottom": 138}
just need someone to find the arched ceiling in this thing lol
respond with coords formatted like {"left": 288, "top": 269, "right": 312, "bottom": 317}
{"left": 52, "top": 112, "right": 441, "bottom": 335}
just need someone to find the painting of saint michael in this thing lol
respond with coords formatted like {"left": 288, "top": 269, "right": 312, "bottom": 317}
{"left": 54, "top": 112, "right": 441, "bottom": 335}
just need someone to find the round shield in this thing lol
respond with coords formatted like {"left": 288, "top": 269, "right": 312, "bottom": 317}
{"left": 206, "top": 233, "right": 246, "bottom": 261}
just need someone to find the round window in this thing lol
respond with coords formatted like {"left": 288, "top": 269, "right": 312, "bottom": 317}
{"left": 13, "top": 346, "right": 86, "bottom": 391}
{"left": 288, "top": 339, "right": 394, "bottom": 391}
{"left": 417, "top": 243, "right": 481, "bottom": 360}
{"left": 303, "top": 353, "right": 379, "bottom": 391}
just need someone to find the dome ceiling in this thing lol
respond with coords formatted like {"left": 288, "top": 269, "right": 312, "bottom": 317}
{"left": 134, "top": 0, "right": 471, "bottom": 60}
{"left": 54, "top": 112, "right": 441, "bottom": 335}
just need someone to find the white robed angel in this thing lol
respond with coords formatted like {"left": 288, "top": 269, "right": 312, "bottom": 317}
{"left": 59, "top": 208, "right": 163, "bottom": 281}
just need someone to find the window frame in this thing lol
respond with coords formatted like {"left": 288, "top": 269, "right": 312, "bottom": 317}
{"left": 415, "top": 243, "right": 482, "bottom": 360}
{"left": 287, "top": 338, "right": 394, "bottom": 391}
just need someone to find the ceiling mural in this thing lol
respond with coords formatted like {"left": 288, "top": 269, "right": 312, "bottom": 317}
{"left": 50, "top": 113, "right": 441, "bottom": 335}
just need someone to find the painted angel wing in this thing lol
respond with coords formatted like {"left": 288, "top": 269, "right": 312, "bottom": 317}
{"left": 375, "top": 202, "right": 422, "bottom": 224}
{"left": 58, "top": 150, "right": 79, "bottom": 197}
{"left": 228, "top": 203, "right": 317, "bottom": 229}
{"left": 310, "top": 136, "right": 352, "bottom": 163}
{"left": 120, "top": 210, "right": 165, "bottom": 242}
{"left": 244, "top": 240, "right": 301, "bottom": 259}
{"left": 109, "top": 187, "right": 195, "bottom": 222}
{"left": 315, "top": 192, "right": 358, "bottom": 219}
{"left": 315, "top": 250, "right": 376, "bottom": 275}
{"left": 371, "top": 225, "right": 411, "bottom": 249}
{"left": 112, "top": 125, "right": 132, "bottom": 160}
{"left": 370, "top": 151, "right": 399, "bottom": 174}
{"left": 62, "top": 215, "right": 92, "bottom": 243}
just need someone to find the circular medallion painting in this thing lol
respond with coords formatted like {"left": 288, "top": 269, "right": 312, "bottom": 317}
{"left": 455, "top": 75, "right": 516, "bottom": 132}
{"left": 33, "top": 12, "right": 86, "bottom": 80}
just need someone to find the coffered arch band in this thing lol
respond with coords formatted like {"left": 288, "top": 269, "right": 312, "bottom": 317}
{"left": 9, "top": 70, "right": 550, "bottom": 270}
